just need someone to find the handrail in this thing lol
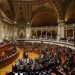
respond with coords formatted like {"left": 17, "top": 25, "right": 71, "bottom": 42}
{"left": 16, "top": 39, "right": 74, "bottom": 50}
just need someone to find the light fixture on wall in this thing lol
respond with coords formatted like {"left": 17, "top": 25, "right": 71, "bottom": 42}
{"left": 27, "top": 22, "right": 30, "bottom": 25}
{"left": 27, "top": 34, "right": 30, "bottom": 39}
{"left": 14, "top": 21, "right": 17, "bottom": 24}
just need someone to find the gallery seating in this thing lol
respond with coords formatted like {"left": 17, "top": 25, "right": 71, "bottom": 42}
{"left": 0, "top": 41, "right": 19, "bottom": 68}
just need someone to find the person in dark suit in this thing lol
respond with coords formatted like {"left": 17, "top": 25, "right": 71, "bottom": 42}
{"left": 23, "top": 52, "right": 28, "bottom": 58}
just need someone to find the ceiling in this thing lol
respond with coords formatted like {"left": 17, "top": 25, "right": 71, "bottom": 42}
{"left": 31, "top": 12, "right": 57, "bottom": 27}
{"left": 0, "top": 0, "right": 75, "bottom": 26}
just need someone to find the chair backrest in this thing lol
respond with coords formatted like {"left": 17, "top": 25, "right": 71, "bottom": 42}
{"left": 20, "top": 73, "right": 23, "bottom": 75}
{"left": 14, "top": 73, "right": 18, "bottom": 75}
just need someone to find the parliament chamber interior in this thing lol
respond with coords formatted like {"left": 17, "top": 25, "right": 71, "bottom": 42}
{"left": 0, "top": 0, "right": 75, "bottom": 75}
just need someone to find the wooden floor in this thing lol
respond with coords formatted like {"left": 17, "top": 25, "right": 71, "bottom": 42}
{"left": 0, "top": 49, "right": 39, "bottom": 75}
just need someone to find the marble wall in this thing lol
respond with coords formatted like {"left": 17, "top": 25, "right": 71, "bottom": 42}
{"left": 0, "top": 20, "right": 18, "bottom": 40}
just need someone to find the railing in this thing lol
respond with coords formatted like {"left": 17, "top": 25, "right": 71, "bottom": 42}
{"left": 31, "top": 24, "right": 75, "bottom": 30}
{"left": 31, "top": 26, "right": 58, "bottom": 30}
{"left": 16, "top": 38, "right": 74, "bottom": 50}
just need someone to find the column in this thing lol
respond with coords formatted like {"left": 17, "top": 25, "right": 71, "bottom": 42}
{"left": 12, "top": 24, "right": 15, "bottom": 40}
{"left": 36, "top": 30, "right": 37, "bottom": 38}
{"left": 74, "top": 29, "right": 75, "bottom": 49}
{"left": 7, "top": 25, "right": 10, "bottom": 39}
{"left": 46, "top": 30, "right": 47, "bottom": 39}
{"left": 4, "top": 24, "right": 9, "bottom": 39}
{"left": 11, "top": 25, "right": 14, "bottom": 40}
{"left": 66, "top": 29, "right": 67, "bottom": 39}
{"left": 0, "top": 22, "right": 5, "bottom": 39}
{"left": 9, "top": 26, "right": 11, "bottom": 39}
{"left": 3, "top": 22, "right": 6, "bottom": 39}
{"left": 14, "top": 26, "right": 18, "bottom": 39}
{"left": 51, "top": 30, "right": 52, "bottom": 39}
{"left": 73, "top": 29, "right": 74, "bottom": 39}
{"left": 57, "top": 20, "right": 65, "bottom": 41}
{"left": 26, "top": 26, "right": 32, "bottom": 39}
{"left": 41, "top": 30, "right": 42, "bottom": 38}
{"left": 4, "top": 24, "right": 11, "bottom": 40}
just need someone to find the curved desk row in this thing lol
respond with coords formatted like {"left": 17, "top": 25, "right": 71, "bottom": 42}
{"left": 0, "top": 46, "right": 19, "bottom": 68}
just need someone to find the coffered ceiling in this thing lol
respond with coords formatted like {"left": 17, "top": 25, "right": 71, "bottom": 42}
{"left": 0, "top": 0, "right": 75, "bottom": 26}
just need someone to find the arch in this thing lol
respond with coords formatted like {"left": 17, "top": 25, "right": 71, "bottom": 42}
{"left": 31, "top": 12, "right": 57, "bottom": 27}
{"left": 31, "top": 0, "right": 64, "bottom": 25}
{"left": 65, "top": 0, "right": 75, "bottom": 21}
{"left": 49, "top": 0, "right": 63, "bottom": 20}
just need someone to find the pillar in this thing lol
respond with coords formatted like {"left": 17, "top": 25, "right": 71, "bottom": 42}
{"left": 7, "top": 25, "right": 10, "bottom": 39}
{"left": 36, "top": 30, "right": 37, "bottom": 38}
{"left": 9, "top": 25, "right": 13, "bottom": 40}
{"left": 12, "top": 24, "right": 15, "bottom": 40}
{"left": 66, "top": 29, "right": 67, "bottom": 39}
{"left": 46, "top": 30, "right": 47, "bottom": 39}
{"left": 14, "top": 26, "right": 18, "bottom": 39}
{"left": 51, "top": 30, "right": 52, "bottom": 39}
{"left": 11, "top": 25, "right": 14, "bottom": 40}
{"left": 0, "top": 22, "right": 5, "bottom": 39}
{"left": 41, "top": 30, "right": 42, "bottom": 37}
{"left": 26, "top": 26, "right": 32, "bottom": 39}
{"left": 0, "top": 17, "right": 5, "bottom": 40}
{"left": 74, "top": 29, "right": 75, "bottom": 50}
{"left": 57, "top": 20, "right": 65, "bottom": 40}
{"left": 4, "top": 23, "right": 8, "bottom": 39}
{"left": 73, "top": 29, "right": 74, "bottom": 39}
{"left": 9, "top": 26, "right": 11, "bottom": 40}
